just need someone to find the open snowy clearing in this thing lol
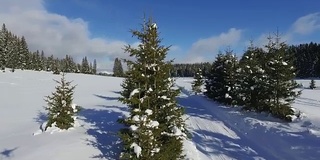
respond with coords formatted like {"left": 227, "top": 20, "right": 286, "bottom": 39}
{"left": 1, "top": 70, "right": 320, "bottom": 160}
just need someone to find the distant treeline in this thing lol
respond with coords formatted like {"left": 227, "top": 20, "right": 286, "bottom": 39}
{"left": 171, "top": 42, "right": 320, "bottom": 78}
{"left": 288, "top": 42, "right": 320, "bottom": 78}
{"left": 171, "top": 62, "right": 211, "bottom": 77}
{"left": 2, "top": 22, "right": 320, "bottom": 78}
{"left": 0, "top": 23, "right": 97, "bottom": 74}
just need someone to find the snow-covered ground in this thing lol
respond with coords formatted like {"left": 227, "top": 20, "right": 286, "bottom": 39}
{"left": 1, "top": 70, "right": 320, "bottom": 160}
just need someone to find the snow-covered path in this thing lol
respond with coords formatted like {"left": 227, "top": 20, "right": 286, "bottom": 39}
{"left": 179, "top": 88, "right": 269, "bottom": 160}
{"left": 177, "top": 81, "right": 320, "bottom": 160}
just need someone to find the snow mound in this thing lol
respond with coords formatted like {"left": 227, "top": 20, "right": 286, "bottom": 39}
{"left": 290, "top": 108, "right": 307, "bottom": 122}
{"left": 308, "top": 128, "right": 320, "bottom": 137}
{"left": 33, "top": 105, "right": 80, "bottom": 136}
{"left": 33, "top": 119, "right": 80, "bottom": 136}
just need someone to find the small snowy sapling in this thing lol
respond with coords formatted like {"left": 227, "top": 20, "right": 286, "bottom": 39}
{"left": 44, "top": 73, "right": 80, "bottom": 130}
{"left": 192, "top": 68, "right": 203, "bottom": 95}
{"left": 310, "top": 79, "right": 316, "bottom": 89}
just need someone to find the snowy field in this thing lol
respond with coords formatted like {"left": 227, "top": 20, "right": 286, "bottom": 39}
{"left": 1, "top": 70, "right": 320, "bottom": 160}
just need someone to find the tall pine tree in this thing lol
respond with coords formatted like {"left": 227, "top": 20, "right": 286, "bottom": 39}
{"left": 0, "top": 24, "right": 9, "bottom": 71}
{"left": 6, "top": 33, "right": 19, "bottom": 72}
{"left": 40, "top": 50, "right": 47, "bottom": 71}
{"left": 113, "top": 57, "right": 124, "bottom": 77}
{"left": 93, "top": 59, "right": 97, "bottom": 74}
{"left": 118, "top": 17, "right": 186, "bottom": 160}
{"left": 19, "top": 36, "right": 30, "bottom": 70}
{"left": 263, "top": 34, "right": 301, "bottom": 121}
{"left": 81, "top": 56, "right": 90, "bottom": 74}
{"left": 238, "top": 43, "right": 269, "bottom": 111}
{"left": 52, "top": 58, "right": 61, "bottom": 74}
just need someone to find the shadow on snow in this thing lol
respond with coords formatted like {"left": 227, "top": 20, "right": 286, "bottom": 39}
{"left": 177, "top": 95, "right": 274, "bottom": 160}
{"left": 93, "top": 94, "right": 119, "bottom": 101}
{"left": 177, "top": 86, "right": 320, "bottom": 160}
{"left": 31, "top": 93, "right": 129, "bottom": 159}
{"left": 33, "top": 110, "right": 47, "bottom": 125}
{"left": 79, "top": 94, "right": 128, "bottom": 159}
{"left": 295, "top": 97, "right": 320, "bottom": 108}
{"left": 191, "top": 129, "right": 263, "bottom": 159}
{"left": 0, "top": 147, "right": 18, "bottom": 159}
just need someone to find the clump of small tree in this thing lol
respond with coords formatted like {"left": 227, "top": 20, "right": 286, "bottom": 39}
{"left": 205, "top": 49, "right": 240, "bottom": 106}
{"left": 205, "top": 33, "right": 301, "bottom": 121}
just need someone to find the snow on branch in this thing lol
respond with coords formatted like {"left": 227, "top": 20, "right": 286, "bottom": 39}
{"left": 130, "top": 142, "right": 142, "bottom": 158}
{"left": 130, "top": 89, "right": 140, "bottom": 98}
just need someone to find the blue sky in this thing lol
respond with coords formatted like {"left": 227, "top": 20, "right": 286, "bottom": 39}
{"left": 0, "top": 0, "right": 320, "bottom": 69}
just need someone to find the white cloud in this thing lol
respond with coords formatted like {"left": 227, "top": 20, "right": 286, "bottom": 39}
{"left": 0, "top": 0, "right": 44, "bottom": 12}
{"left": 184, "top": 28, "right": 242, "bottom": 63}
{"left": 254, "top": 13, "right": 320, "bottom": 48}
{"left": 0, "top": 0, "right": 132, "bottom": 69}
{"left": 292, "top": 12, "right": 320, "bottom": 35}
{"left": 170, "top": 45, "right": 181, "bottom": 51}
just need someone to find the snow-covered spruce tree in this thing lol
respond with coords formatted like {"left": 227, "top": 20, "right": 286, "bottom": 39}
{"left": 93, "top": 59, "right": 97, "bottom": 74}
{"left": 118, "top": 18, "right": 186, "bottom": 160}
{"left": 205, "top": 50, "right": 240, "bottom": 106}
{"left": 30, "top": 51, "right": 42, "bottom": 71}
{"left": 238, "top": 43, "right": 269, "bottom": 111}
{"left": 44, "top": 73, "right": 80, "bottom": 130}
{"left": 113, "top": 57, "right": 124, "bottom": 77}
{"left": 223, "top": 50, "right": 241, "bottom": 106}
{"left": 264, "top": 35, "right": 301, "bottom": 121}
{"left": 119, "top": 61, "right": 136, "bottom": 99}
{"left": 192, "top": 68, "right": 203, "bottom": 95}
{"left": 40, "top": 51, "right": 47, "bottom": 71}
{"left": 18, "top": 36, "right": 30, "bottom": 70}
{"left": 310, "top": 79, "right": 316, "bottom": 89}
{"left": 6, "top": 33, "right": 19, "bottom": 72}
{"left": 52, "top": 58, "right": 61, "bottom": 74}
{"left": 81, "top": 56, "right": 90, "bottom": 74}
{"left": 0, "top": 24, "right": 9, "bottom": 71}
{"left": 61, "top": 55, "right": 77, "bottom": 73}
{"left": 205, "top": 53, "right": 225, "bottom": 101}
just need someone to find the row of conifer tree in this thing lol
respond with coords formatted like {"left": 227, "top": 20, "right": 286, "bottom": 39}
{"left": 191, "top": 36, "right": 301, "bottom": 122}
{"left": 0, "top": 23, "right": 97, "bottom": 74}
{"left": 168, "top": 42, "right": 320, "bottom": 78}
